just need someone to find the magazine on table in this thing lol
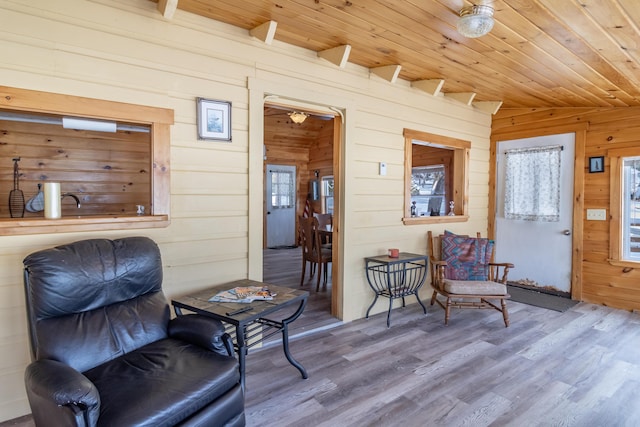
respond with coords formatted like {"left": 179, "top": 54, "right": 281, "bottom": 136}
{"left": 209, "top": 286, "right": 276, "bottom": 303}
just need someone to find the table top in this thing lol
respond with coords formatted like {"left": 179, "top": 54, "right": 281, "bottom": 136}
{"left": 171, "top": 279, "right": 308, "bottom": 325}
{"left": 365, "top": 252, "right": 429, "bottom": 264}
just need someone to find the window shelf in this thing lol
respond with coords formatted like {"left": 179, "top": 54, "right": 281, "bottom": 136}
{"left": 402, "top": 215, "right": 469, "bottom": 225}
{"left": 0, "top": 215, "right": 169, "bottom": 236}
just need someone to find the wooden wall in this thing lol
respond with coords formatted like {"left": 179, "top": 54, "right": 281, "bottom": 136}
{"left": 492, "top": 107, "right": 640, "bottom": 311}
{"left": 0, "top": 120, "right": 150, "bottom": 218}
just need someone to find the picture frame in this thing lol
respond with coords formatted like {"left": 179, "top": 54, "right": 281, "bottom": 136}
{"left": 589, "top": 156, "right": 604, "bottom": 173}
{"left": 196, "top": 98, "right": 231, "bottom": 141}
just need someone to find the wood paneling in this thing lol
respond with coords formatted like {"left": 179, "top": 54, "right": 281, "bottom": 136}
{"left": 160, "top": 0, "right": 640, "bottom": 108}
{"left": 492, "top": 107, "right": 640, "bottom": 311}
{"left": 0, "top": 120, "right": 151, "bottom": 217}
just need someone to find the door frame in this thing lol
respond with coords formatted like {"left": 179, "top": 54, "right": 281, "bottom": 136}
{"left": 490, "top": 124, "right": 588, "bottom": 301}
{"left": 248, "top": 77, "right": 349, "bottom": 320}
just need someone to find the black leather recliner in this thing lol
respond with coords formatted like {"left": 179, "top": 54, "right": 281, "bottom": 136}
{"left": 23, "top": 237, "right": 245, "bottom": 427}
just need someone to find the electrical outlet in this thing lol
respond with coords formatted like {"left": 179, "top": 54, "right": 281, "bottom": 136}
{"left": 379, "top": 162, "right": 387, "bottom": 176}
{"left": 586, "top": 209, "right": 607, "bottom": 221}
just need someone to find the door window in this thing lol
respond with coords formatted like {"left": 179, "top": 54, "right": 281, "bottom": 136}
{"left": 270, "top": 169, "right": 294, "bottom": 209}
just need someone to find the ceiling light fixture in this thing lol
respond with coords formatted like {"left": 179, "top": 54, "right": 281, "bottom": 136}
{"left": 288, "top": 111, "right": 308, "bottom": 124}
{"left": 457, "top": 5, "right": 495, "bottom": 38}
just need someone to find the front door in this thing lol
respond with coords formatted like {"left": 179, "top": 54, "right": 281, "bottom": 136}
{"left": 266, "top": 164, "right": 296, "bottom": 248}
{"left": 494, "top": 133, "right": 575, "bottom": 293}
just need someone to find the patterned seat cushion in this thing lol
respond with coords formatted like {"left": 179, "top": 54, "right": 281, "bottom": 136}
{"left": 443, "top": 279, "right": 507, "bottom": 295}
{"left": 441, "top": 231, "right": 495, "bottom": 281}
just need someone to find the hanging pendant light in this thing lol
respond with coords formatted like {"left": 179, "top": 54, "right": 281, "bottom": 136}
{"left": 457, "top": 5, "right": 495, "bottom": 38}
{"left": 288, "top": 111, "right": 308, "bottom": 124}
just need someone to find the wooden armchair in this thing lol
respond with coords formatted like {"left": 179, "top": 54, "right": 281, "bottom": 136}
{"left": 427, "top": 231, "right": 513, "bottom": 327}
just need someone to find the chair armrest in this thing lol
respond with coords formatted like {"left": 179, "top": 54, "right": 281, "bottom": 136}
{"left": 488, "top": 262, "right": 514, "bottom": 284}
{"left": 489, "top": 262, "right": 515, "bottom": 268}
{"left": 25, "top": 359, "right": 100, "bottom": 427}
{"left": 169, "top": 314, "right": 234, "bottom": 357}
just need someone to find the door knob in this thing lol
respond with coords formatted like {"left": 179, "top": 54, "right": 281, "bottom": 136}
{"left": 562, "top": 229, "right": 571, "bottom": 236}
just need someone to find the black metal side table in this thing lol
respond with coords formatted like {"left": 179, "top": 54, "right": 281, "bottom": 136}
{"left": 172, "top": 279, "right": 308, "bottom": 388}
{"left": 365, "top": 252, "right": 429, "bottom": 327}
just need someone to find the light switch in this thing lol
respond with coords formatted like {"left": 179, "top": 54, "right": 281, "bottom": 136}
{"left": 586, "top": 209, "right": 607, "bottom": 221}
{"left": 379, "top": 162, "right": 387, "bottom": 176}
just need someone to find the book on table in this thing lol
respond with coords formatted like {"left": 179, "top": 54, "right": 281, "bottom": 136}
{"left": 209, "top": 286, "right": 276, "bottom": 303}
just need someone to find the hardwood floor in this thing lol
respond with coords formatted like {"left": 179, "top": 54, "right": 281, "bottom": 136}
{"left": 6, "top": 250, "right": 640, "bottom": 426}
{"left": 262, "top": 247, "right": 339, "bottom": 337}
{"left": 243, "top": 294, "right": 640, "bottom": 426}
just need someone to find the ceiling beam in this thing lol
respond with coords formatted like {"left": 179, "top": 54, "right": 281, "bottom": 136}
{"left": 370, "top": 65, "right": 402, "bottom": 83}
{"left": 250, "top": 21, "right": 278, "bottom": 45}
{"left": 318, "top": 45, "right": 351, "bottom": 68}
{"left": 411, "top": 79, "right": 445, "bottom": 97}
{"left": 444, "top": 92, "right": 476, "bottom": 106}
{"left": 157, "top": 0, "right": 178, "bottom": 19}
{"left": 472, "top": 101, "right": 503, "bottom": 115}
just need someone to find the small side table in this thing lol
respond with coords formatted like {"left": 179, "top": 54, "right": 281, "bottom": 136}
{"left": 172, "top": 280, "right": 308, "bottom": 388}
{"left": 364, "top": 252, "right": 428, "bottom": 327}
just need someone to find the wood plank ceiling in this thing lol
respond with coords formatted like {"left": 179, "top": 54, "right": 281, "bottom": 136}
{"left": 153, "top": 0, "right": 640, "bottom": 109}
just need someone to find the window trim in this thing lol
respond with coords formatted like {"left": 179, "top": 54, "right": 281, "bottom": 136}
{"left": 0, "top": 85, "right": 173, "bottom": 235}
{"left": 609, "top": 147, "right": 640, "bottom": 267}
{"left": 403, "top": 129, "right": 470, "bottom": 225}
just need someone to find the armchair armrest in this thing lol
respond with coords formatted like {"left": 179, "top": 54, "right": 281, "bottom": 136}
{"left": 488, "top": 262, "right": 514, "bottom": 284}
{"left": 25, "top": 359, "right": 100, "bottom": 427}
{"left": 169, "top": 314, "right": 234, "bottom": 357}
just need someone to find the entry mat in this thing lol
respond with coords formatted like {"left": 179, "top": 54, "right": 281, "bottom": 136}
{"left": 507, "top": 284, "right": 579, "bottom": 312}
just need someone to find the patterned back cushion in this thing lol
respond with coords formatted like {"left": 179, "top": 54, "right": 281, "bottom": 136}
{"left": 440, "top": 231, "right": 495, "bottom": 280}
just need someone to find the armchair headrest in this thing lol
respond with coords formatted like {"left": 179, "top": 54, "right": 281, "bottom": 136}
{"left": 24, "top": 237, "right": 163, "bottom": 321}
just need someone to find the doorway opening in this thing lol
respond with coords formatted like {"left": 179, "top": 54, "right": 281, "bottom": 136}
{"left": 262, "top": 103, "right": 341, "bottom": 333}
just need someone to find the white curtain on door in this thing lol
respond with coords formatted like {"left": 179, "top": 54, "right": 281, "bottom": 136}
{"left": 504, "top": 145, "right": 562, "bottom": 222}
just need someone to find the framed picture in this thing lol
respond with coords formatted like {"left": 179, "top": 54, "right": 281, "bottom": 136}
{"left": 589, "top": 156, "right": 604, "bottom": 173}
{"left": 197, "top": 98, "right": 231, "bottom": 141}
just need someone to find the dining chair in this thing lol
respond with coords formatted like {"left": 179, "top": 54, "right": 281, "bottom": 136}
{"left": 299, "top": 216, "right": 332, "bottom": 291}
{"left": 314, "top": 213, "right": 333, "bottom": 245}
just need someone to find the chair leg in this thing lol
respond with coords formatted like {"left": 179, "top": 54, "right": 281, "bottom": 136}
{"left": 316, "top": 262, "right": 322, "bottom": 292}
{"left": 430, "top": 290, "right": 438, "bottom": 306}
{"left": 501, "top": 299, "right": 510, "bottom": 327}
{"left": 300, "top": 259, "right": 306, "bottom": 287}
{"left": 444, "top": 297, "right": 452, "bottom": 325}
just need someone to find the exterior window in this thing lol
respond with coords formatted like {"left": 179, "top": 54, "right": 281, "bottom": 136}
{"left": 403, "top": 129, "right": 470, "bottom": 224}
{"left": 622, "top": 157, "right": 640, "bottom": 261}
{"left": 322, "top": 175, "right": 334, "bottom": 214}
{"left": 608, "top": 148, "right": 640, "bottom": 265}
{"left": 411, "top": 165, "right": 445, "bottom": 216}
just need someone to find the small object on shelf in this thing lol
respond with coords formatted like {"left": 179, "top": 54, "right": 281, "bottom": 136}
{"left": 388, "top": 248, "right": 399, "bottom": 258}
{"left": 44, "top": 182, "right": 62, "bottom": 219}
{"left": 136, "top": 204, "right": 145, "bottom": 215}
{"left": 9, "top": 158, "right": 25, "bottom": 218}
{"left": 448, "top": 200, "right": 455, "bottom": 216}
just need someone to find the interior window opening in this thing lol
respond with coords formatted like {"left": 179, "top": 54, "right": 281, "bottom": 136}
{"left": 403, "top": 128, "right": 469, "bottom": 224}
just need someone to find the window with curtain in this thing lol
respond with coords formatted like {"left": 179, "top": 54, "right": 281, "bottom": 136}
{"left": 504, "top": 145, "right": 562, "bottom": 222}
{"left": 270, "top": 170, "right": 294, "bottom": 208}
